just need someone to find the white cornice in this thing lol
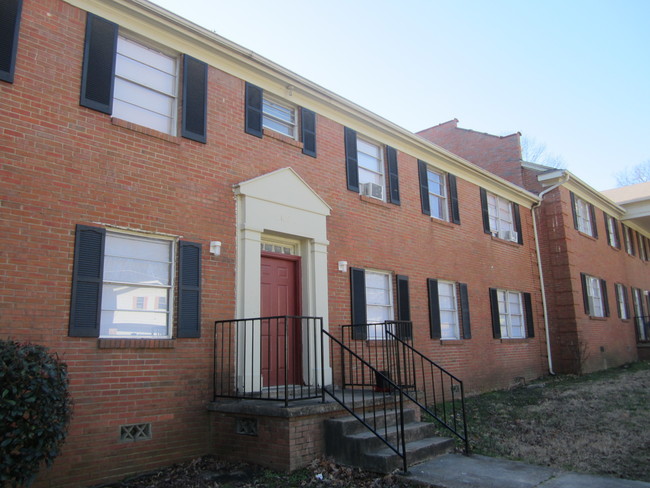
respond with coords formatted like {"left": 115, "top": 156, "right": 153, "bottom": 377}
{"left": 63, "top": 0, "right": 539, "bottom": 207}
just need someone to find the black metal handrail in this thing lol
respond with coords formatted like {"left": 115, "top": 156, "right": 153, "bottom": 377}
{"left": 321, "top": 328, "right": 408, "bottom": 473}
{"left": 213, "top": 316, "right": 323, "bottom": 407}
{"left": 635, "top": 315, "right": 650, "bottom": 342}
{"left": 338, "top": 321, "right": 468, "bottom": 454}
{"left": 383, "top": 326, "right": 469, "bottom": 454}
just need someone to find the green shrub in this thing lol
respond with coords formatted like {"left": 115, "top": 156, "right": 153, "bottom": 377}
{"left": 0, "top": 340, "right": 72, "bottom": 487}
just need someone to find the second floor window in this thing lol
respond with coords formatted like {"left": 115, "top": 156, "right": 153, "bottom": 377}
{"left": 605, "top": 214, "right": 620, "bottom": 249}
{"left": 570, "top": 192, "right": 597, "bottom": 238}
{"left": 262, "top": 95, "right": 297, "bottom": 138}
{"left": 427, "top": 169, "right": 448, "bottom": 220}
{"left": 480, "top": 189, "right": 522, "bottom": 243}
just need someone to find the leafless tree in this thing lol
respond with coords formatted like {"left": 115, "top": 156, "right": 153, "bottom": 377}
{"left": 521, "top": 136, "right": 567, "bottom": 169}
{"left": 615, "top": 159, "right": 650, "bottom": 187}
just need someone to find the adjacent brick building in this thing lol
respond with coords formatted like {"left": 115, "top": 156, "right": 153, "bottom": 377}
{"left": 419, "top": 120, "right": 650, "bottom": 374}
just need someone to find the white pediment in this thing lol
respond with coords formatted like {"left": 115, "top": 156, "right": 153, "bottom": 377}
{"left": 235, "top": 167, "right": 331, "bottom": 216}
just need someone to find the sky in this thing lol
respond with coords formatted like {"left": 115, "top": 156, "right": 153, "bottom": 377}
{"left": 151, "top": 0, "right": 650, "bottom": 191}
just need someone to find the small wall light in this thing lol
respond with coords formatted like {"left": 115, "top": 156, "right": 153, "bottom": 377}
{"left": 338, "top": 261, "right": 348, "bottom": 273}
{"left": 210, "top": 241, "right": 222, "bottom": 256}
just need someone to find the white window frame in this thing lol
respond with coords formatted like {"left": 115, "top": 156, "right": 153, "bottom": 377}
{"left": 497, "top": 289, "right": 525, "bottom": 339}
{"left": 606, "top": 215, "right": 619, "bottom": 248}
{"left": 427, "top": 168, "right": 448, "bottom": 221}
{"left": 438, "top": 280, "right": 459, "bottom": 340}
{"left": 487, "top": 192, "right": 514, "bottom": 238}
{"left": 615, "top": 284, "right": 628, "bottom": 320}
{"left": 113, "top": 34, "right": 179, "bottom": 135}
{"left": 357, "top": 136, "right": 385, "bottom": 201}
{"left": 262, "top": 94, "right": 297, "bottom": 138}
{"left": 585, "top": 275, "right": 604, "bottom": 317}
{"left": 365, "top": 270, "right": 393, "bottom": 340}
{"left": 574, "top": 196, "right": 593, "bottom": 236}
{"left": 100, "top": 231, "right": 175, "bottom": 339}
{"left": 623, "top": 225, "right": 634, "bottom": 254}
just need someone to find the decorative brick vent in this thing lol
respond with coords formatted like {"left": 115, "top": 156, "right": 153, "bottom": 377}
{"left": 235, "top": 417, "right": 258, "bottom": 436}
{"left": 120, "top": 423, "right": 152, "bottom": 442}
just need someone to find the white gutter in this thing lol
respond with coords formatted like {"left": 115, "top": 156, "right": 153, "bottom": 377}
{"left": 531, "top": 172, "right": 571, "bottom": 375}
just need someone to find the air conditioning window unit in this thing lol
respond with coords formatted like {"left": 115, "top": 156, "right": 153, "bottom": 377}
{"left": 360, "top": 182, "right": 383, "bottom": 200}
{"left": 498, "top": 230, "right": 518, "bottom": 242}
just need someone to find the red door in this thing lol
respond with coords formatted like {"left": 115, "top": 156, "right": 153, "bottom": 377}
{"left": 261, "top": 253, "right": 302, "bottom": 386}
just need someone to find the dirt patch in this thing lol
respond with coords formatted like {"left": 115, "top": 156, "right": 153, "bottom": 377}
{"left": 463, "top": 361, "right": 650, "bottom": 482}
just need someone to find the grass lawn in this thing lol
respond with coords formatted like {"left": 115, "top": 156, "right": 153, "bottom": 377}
{"left": 459, "top": 360, "right": 650, "bottom": 482}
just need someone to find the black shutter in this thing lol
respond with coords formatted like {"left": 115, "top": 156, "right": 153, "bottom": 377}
{"left": 181, "top": 55, "right": 208, "bottom": 143}
{"left": 178, "top": 241, "right": 202, "bottom": 338}
{"left": 601, "top": 279, "right": 609, "bottom": 318}
{"left": 613, "top": 219, "right": 620, "bottom": 249}
{"left": 396, "top": 275, "right": 411, "bottom": 339}
{"left": 427, "top": 279, "right": 441, "bottom": 339}
{"left": 629, "top": 227, "right": 636, "bottom": 255}
{"left": 448, "top": 173, "right": 460, "bottom": 224}
{"left": 604, "top": 212, "right": 611, "bottom": 246}
{"left": 480, "top": 188, "right": 491, "bottom": 234}
{"left": 589, "top": 204, "right": 598, "bottom": 238}
{"left": 489, "top": 288, "right": 501, "bottom": 339}
{"left": 301, "top": 107, "right": 317, "bottom": 157}
{"left": 244, "top": 82, "right": 263, "bottom": 137}
{"left": 523, "top": 292, "right": 534, "bottom": 338}
{"left": 0, "top": 0, "right": 22, "bottom": 83}
{"left": 386, "top": 146, "right": 401, "bottom": 205}
{"left": 80, "top": 13, "right": 117, "bottom": 114}
{"left": 580, "top": 273, "right": 590, "bottom": 315}
{"left": 350, "top": 267, "right": 367, "bottom": 339}
{"left": 69, "top": 225, "right": 105, "bottom": 337}
{"left": 512, "top": 203, "right": 523, "bottom": 244}
{"left": 459, "top": 283, "right": 471, "bottom": 339}
{"left": 623, "top": 286, "right": 630, "bottom": 318}
{"left": 418, "top": 160, "right": 430, "bottom": 216}
{"left": 570, "top": 192, "right": 579, "bottom": 230}
{"left": 344, "top": 127, "right": 359, "bottom": 192}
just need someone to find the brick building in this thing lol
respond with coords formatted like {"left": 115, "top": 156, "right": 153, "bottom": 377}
{"left": 3, "top": 0, "right": 639, "bottom": 486}
{"left": 419, "top": 120, "right": 650, "bottom": 374}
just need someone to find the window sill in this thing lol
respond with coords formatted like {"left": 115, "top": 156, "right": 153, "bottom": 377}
{"left": 576, "top": 230, "right": 597, "bottom": 241}
{"left": 98, "top": 338, "right": 175, "bottom": 349}
{"left": 498, "top": 338, "right": 529, "bottom": 344}
{"left": 359, "top": 194, "right": 391, "bottom": 209}
{"left": 439, "top": 339, "right": 465, "bottom": 345}
{"left": 430, "top": 217, "right": 456, "bottom": 229}
{"left": 111, "top": 118, "right": 181, "bottom": 145}
{"left": 588, "top": 315, "right": 608, "bottom": 321}
{"left": 263, "top": 128, "right": 303, "bottom": 149}
{"left": 490, "top": 234, "right": 520, "bottom": 247}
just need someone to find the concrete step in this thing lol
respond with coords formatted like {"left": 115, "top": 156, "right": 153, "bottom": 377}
{"left": 325, "top": 408, "right": 455, "bottom": 473}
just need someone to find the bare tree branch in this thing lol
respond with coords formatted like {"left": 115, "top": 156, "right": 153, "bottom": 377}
{"left": 521, "top": 136, "right": 567, "bottom": 169}
{"left": 616, "top": 160, "right": 650, "bottom": 187}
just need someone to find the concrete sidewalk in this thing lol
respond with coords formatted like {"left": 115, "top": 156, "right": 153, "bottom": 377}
{"left": 401, "top": 453, "right": 650, "bottom": 488}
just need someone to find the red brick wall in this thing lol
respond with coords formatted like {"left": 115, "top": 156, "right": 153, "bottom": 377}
{"left": 418, "top": 120, "right": 525, "bottom": 188}
{"left": 537, "top": 187, "right": 646, "bottom": 374}
{"left": 2, "top": 1, "right": 547, "bottom": 486}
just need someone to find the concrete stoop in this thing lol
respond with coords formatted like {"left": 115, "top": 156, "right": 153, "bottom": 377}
{"left": 325, "top": 408, "right": 454, "bottom": 473}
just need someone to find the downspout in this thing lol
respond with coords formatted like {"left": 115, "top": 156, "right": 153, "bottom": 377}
{"left": 531, "top": 172, "right": 570, "bottom": 376}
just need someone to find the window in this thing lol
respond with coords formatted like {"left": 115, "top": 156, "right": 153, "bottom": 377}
{"left": 365, "top": 271, "right": 393, "bottom": 339}
{"left": 418, "top": 162, "right": 460, "bottom": 224}
{"left": 344, "top": 127, "right": 400, "bottom": 204}
{"left": 580, "top": 273, "right": 609, "bottom": 318}
{"left": 102, "top": 232, "right": 173, "bottom": 337}
{"left": 113, "top": 36, "right": 178, "bottom": 135}
{"left": 80, "top": 14, "right": 208, "bottom": 142}
{"left": 604, "top": 214, "right": 620, "bottom": 249}
{"left": 480, "top": 189, "right": 522, "bottom": 243}
{"left": 570, "top": 192, "right": 597, "bottom": 238}
{"left": 429, "top": 280, "right": 471, "bottom": 340}
{"left": 489, "top": 288, "right": 534, "bottom": 339}
{"left": 623, "top": 225, "right": 635, "bottom": 255}
{"left": 615, "top": 284, "right": 629, "bottom": 320}
{"left": 262, "top": 95, "right": 297, "bottom": 138}
{"left": 638, "top": 233, "right": 648, "bottom": 261}
{"left": 632, "top": 289, "right": 648, "bottom": 341}
{"left": 427, "top": 169, "right": 448, "bottom": 220}
{"left": 69, "top": 225, "right": 202, "bottom": 338}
